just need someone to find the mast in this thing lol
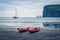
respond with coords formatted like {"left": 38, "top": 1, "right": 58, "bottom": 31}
{"left": 13, "top": 8, "right": 18, "bottom": 19}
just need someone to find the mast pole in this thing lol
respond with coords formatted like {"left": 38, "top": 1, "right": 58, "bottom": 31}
{"left": 15, "top": 8, "right": 17, "bottom": 17}
{"left": 13, "top": 8, "right": 18, "bottom": 19}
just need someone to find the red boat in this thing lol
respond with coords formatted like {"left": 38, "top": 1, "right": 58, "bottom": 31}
{"left": 28, "top": 27, "right": 40, "bottom": 33}
{"left": 17, "top": 27, "right": 29, "bottom": 32}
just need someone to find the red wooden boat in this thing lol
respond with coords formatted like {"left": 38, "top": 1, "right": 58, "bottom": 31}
{"left": 17, "top": 27, "right": 29, "bottom": 32}
{"left": 28, "top": 27, "right": 40, "bottom": 33}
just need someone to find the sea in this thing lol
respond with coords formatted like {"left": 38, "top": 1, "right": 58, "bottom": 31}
{"left": 0, "top": 17, "right": 60, "bottom": 40}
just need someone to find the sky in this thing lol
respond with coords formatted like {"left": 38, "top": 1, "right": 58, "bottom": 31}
{"left": 0, "top": 0, "right": 60, "bottom": 17}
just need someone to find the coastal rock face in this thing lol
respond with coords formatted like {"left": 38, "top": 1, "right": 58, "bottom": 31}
{"left": 43, "top": 5, "right": 60, "bottom": 17}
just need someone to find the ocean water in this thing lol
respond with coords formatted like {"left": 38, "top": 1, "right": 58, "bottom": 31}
{"left": 0, "top": 17, "right": 60, "bottom": 28}
{"left": 0, "top": 17, "right": 60, "bottom": 40}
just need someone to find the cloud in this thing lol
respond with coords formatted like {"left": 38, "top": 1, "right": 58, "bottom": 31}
{"left": 0, "top": 0, "right": 60, "bottom": 17}
{"left": 0, "top": 0, "right": 42, "bottom": 17}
